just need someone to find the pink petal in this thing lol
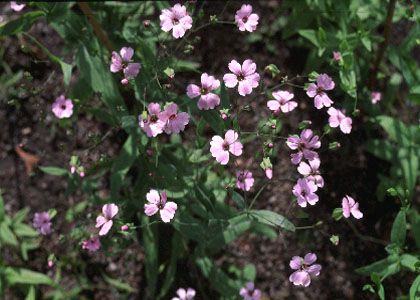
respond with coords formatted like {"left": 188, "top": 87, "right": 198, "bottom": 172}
{"left": 242, "top": 59, "right": 256, "bottom": 76}
{"left": 340, "top": 117, "right": 352, "bottom": 134}
{"left": 297, "top": 162, "right": 311, "bottom": 176}
{"left": 98, "top": 220, "right": 113, "bottom": 236}
{"left": 267, "top": 100, "right": 280, "bottom": 111}
{"left": 308, "top": 264, "right": 322, "bottom": 276}
{"left": 225, "top": 130, "right": 238, "bottom": 144}
{"left": 289, "top": 256, "right": 302, "bottom": 270}
{"left": 146, "top": 189, "right": 161, "bottom": 204}
{"left": 342, "top": 197, "right": 351, "bottom": 218}
{"left": 306, "top": 83, "right": 318, "bottom": 98}
{"left": 160, "top": 201, "right": 177, "bottom": 223}
{"left": 144, "top": 204, "right": 159, "bottom": 216}
{"left": 228, "top": 60, "right": 242, "bottom": 75}
{"left": 102, "top": 203, "right": 118, "bottom": 219}
{"left": 223, "top": 73, "right": 238, "bottom": 88}
{"left": 120, "top": 47, "right": 134, "bottom": 61}
{"left": 304, "top": 253, "right": 317, "bottom": 265}
{"left": 95, "top": 216, "right": 107, "bottom": 228}
{"left": 238, "top": 80, "right": 252, "bottom": 96}
{"left": 186, "top": 84, "right": 201, "bottom": 98}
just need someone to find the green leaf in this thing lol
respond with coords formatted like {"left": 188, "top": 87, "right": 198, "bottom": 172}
{"left": 0, "top": 11, "right": 45, "bottom": 36}
{"left": 141, "top": 216, "right": 158, "bottom": 299}
{"left": 206, "top": 215, "right": 251, "bottom": 253}
{"left": 110, "top": 135, "right": 138, "bottom": 198}
{"left": 401, "top": 254, "right": 420, "bottom": 272}
{"left": 39, "top": 166, "right": 68, "bottom": 176}
{"left": 13, "top": 207, "right": 29, "bottom": 224}
{"left": 0, "top": 222, "right": 18, "bottom": 246}
{"left": 391, "top": 210, "right": 407, "bottom": 247}
{"left": 332, "top": 208, "right": 343, "bottom": 221}
{"left": 298, "top": 29, "right": 319, "bottom": 47}
{"left": 242, "top": 264, "right": 256, "bottom": 282}
{"left": 248, "top": 210, "right": 295, "bottom": 232}
{"left": 410, "top": 275, "right": 420, "bottom": 300}
{"left": 231, "top": 191, "right": 245, "bottom": 210}
{"left": 4, "top": 267, "right": 54, "bottom": 285}
{"left": 23, "top": 33, "right": 72, "bottom": 87}
{"left": 356, "top": 256, "right": 400, "bottom": 279}
{"left": 366, "top": 139, "right": 396, "bottom": 161}
{"left": 408, "top": 209, "right": 420, "bottom": 249}
{"left": 76, "top": 46, "right": 127, "bottom": 117}
{"left": 373, "top": 116, "right": 417, "bottom": 147}
{"left": 102, "top": 273, "right": 135, "bottom": 293}
{"left": 13, "top": 223, "right": 38, "bottom": 238}
{"left": 25, "top": 286, "right": 35, "bottom": 300}
{"left": 398, "top": 147, "right": 419, "bottom": 197}
{"left": 196, "top": 256, "right": 240, "bottom": 297}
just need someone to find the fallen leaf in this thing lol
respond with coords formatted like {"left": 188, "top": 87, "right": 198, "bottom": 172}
{"left": 15, "top": 145, "right": 40, "bottom": 175}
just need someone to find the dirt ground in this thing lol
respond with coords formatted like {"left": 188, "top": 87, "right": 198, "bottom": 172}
{"left": 0, "top": 1, "right": 417, "bottom": 299}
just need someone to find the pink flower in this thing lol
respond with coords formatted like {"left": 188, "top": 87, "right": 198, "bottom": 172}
{"left": 289, "top": 253, "right": 322, "bottom": 287}
{"left": 371, "top": 91, "right": 382, "bottom": 104}
{"left": 223, "top": 59, "right": 260, "bottom": 96}
{"left": 235, "top": 4, "right": 259, "bottom": 32}
{"left": 292, "top": 178, "right": 319, "bottom": 207}
{"left": 82, "top": 236, "right": 101, "bottom": 252}
{"left": 297, "top": 159, "right": 324, "bottom": 188}
{"left": 342, "top": 195, "right": 363, "bottom": 219}
{"left": 110, "top": 47, "right": 140, "bottom": 81}
{"left": 95, "top": 203, "right": 118, "bottom": 236}
{"left": 187, "top": 73, "right": 221, "bottom": 110}
{"left": 286, "top": 129, "right": 321, "bottom": 165}
{"left": 172, "top": 288, "right": 196, "bottom": 300}
{"left": 47, "top": 260, "right": 54, "bottom": 268}
{"left": 327, "top": 107, "right": 352, "bottom": 134}
{"left": 265, "top": 168, "right": 273, "bottom": 179}
{"left": 10, "top": 1, "right": 25, "bottom": 11}
{"left": 267, "top": 90, "right": 297, "bottom": 113}
{"left": 161, "top": 103, "right": 190, "bottom": 134}
{"left": 210, "top": 130, "right": 243, "bottom": 165}
{"left": 160, "top": 4, "right": 192, "bottom": 39}
{"left": 236, "top": 170, "right": 254, "bottom": 191}
{"left": 144, "top": 190, "right": 177, "bottom": 223}
{"left": 239, "top": 282, "right": 262, "bottom": 300}
{"left": 121, "top": 224, "right": 129, "bottom": 231}
{"left": 332, "top": 51, "right": 342, "bottom": 61}
{"left": 306, "top": 74, "right": 335, "bottom": 109}
{"left": 52, "top": 95, "right": 73, "bottom": 119}
{"left": 33, "top": 212, "right": 52, "bottom": 235}
{"left": 139, "top": 103, "right": 166, "bottom": 137}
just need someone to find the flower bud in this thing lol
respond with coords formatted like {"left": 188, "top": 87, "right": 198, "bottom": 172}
{"left": 47, "top": 260, "right": 54, "bottom": 268}
{"left": 265, "top": 168, "right": 273, "bottom": 179}
{"left": 121, "top": 225, "right": 129, "bottom": 231}
{"left": 70, "top": 166, "right": 76, "bottom": 174}
{"left": 121, "top": 78, "right": 129, "bottom": 85}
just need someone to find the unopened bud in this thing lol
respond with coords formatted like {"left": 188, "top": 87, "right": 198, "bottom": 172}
{"left": 265, "top": 168, "right": 273, "bottom": 179}
{"left": 121, "top": 225, "right": 129, "bottom": 231}
{"left": 47, "top": 260, "right": 54, "bottom": 268}
{"left": 143, "top": 20, "right": 151, "bottom": 27}
{"left": 70, "top": 166, "right": 76, "bottom": 174}
{"left": 121, "top": 78, "right": 129, "bottom": 85}
{"left": 268, "top": 142, "right": 274, "bottom": 148}
{"left": 328, "top": 142, "right": 341, "bottom": 150}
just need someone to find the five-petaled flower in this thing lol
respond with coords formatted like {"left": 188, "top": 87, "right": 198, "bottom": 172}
{"left": 139, "top": 103, "right": 166, "bottom": 137}
{"left": 144, "top": 189, "right": 178, "bottom": 223}
{"left": 96, "top": 203, "right": 119, "bottom": 236}
{"left": 161, "top": 103, "right": 190, "bottom": 134}
{"left": 239, "top": 281, "right": 262, "bottom": 300}
{"left": 110, "top": 47, "right": 140, "bottom": 83}
{"left": 160, "top": 4, "right": 193, "bottom": 39}
{"left": 297, "top": 158, "right": 324, "bottom": 188}
{"left": 171, "top": 287, "right": 196, "bottom": 300}
{"left": 187, "top": 73, "right": 221, "bottom": 110}
{"left": 210, "top": 130, "right": 243, "bottom": 165}
{"left": 235, "top": 4, "right": 259, "bottom": 32}
{"left": 267, "top": 90, "right": 297, "bottom": 113}
{"left": 306, "top": 73, "right": 335, "bottom": 109}
{"left": 223, "top": 59, "right": 260, "bottom": 96}
{"left": 292, "top": 178, "right": 319, "bottom": 207}
{"left": 327, "top": 107, "right": 352, "bottom": 134}
{"left": 236, "top": 170, "right": 255, "bottom": 191}
{"left": 82, "top": 236, "right": 101, "bottom": 252}
{"left": 289, "top": 253, "right": 322, "bottom": 287}
{"left": 286, "top": 129, "right": 321, "bottom": 165}
{"left": 33, "top": 212, "right": 52, "bottom": 235}
{"left": 342, "top": 195, "right": 363, "bottom": 219}
{"left": 52, "top": 95, "right": 73, "bottom": 119}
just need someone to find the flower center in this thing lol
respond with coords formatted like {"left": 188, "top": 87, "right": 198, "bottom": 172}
{"left": 60, "top": 104, "right": 66, "bottom": 110}
{"left": 201, "top": 87, "right": 208, "bottom": 95}
{"left": 237, "top": 73, "right": 245, "bottom": 81}
{"left": 316, "top": 87, "right": 324, "bottom": 95}
{"left": 158, "top": 201, "right": 164, "bottom": 210}
{"left": 298, "top": 142, "right": 305, "bottom": 151}
{"left": 150, "top": 115, "right": 158, "bottom": 123}
{"left": 173, "top": 18, "right": 179, "bottom": 25}
{"left": 223, "top": 142, "right": 230, "bottom": 151}
{"left": 169, "top": 114, "right": 176, "bottom": 120}
{"left": 242, "top": 16, "right": 248, "bottom": 23}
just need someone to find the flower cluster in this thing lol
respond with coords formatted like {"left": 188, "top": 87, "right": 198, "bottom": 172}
{"left": 139, "top": 103, "right": 189, "bottom": 137}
